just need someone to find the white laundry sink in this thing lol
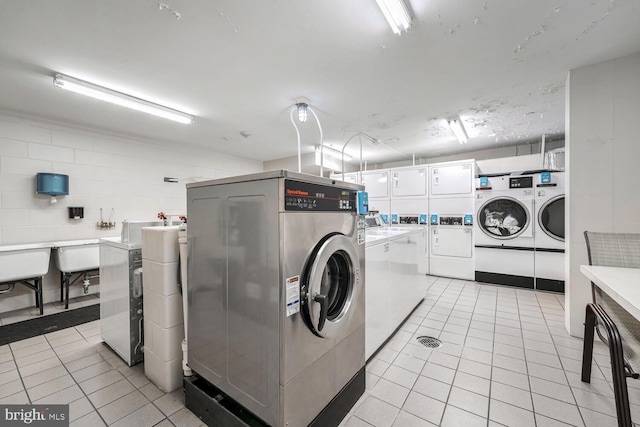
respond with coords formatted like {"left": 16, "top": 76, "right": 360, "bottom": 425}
{"left": 54, "top": 240, "right": 100, "bottom": 273}
{"left": 0, "top": 244, "right": 52, "bottom": 283}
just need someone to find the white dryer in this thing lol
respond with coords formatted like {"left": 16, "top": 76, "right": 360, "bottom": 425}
{"left": 330, "top": 171, "right": 361, "bottom": 185}
{"left": 475, "top": 174, "right": 536, "bottom": 288}
{"left": 534, "top": 171, "right": 565, "bottom": 293}
{"left": 429, "top": 198, "right": 474, "bottom": 280}
{"left": 429, "top": 159, "right": 475, "bottom": 199}
{"left": 361, "top": 169, "right": 392, "bottom": 225}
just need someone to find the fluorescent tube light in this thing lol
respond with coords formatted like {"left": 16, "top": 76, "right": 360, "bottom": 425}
{"left": 447, "top": 119, "right": 468, "bottom": 144}
{"left": 53, "top": 74, "right": 194, "bottom": 125}
{"left": 376, "top": 0, "right": 412, "bottom": 35}
{"left": 315, "top": 145, "right": 352, "bottom": 160}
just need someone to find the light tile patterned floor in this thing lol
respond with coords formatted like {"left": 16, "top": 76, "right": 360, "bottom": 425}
{"left": 1, "top": 276, "right": 638, "bottom": 426}
{"left": 340, "top": 276, "right": 640, "bottom": 427}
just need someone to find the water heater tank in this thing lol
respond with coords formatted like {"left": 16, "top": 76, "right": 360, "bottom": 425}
{"left": 36, "top": 173, "right": 69, "bottom": 196}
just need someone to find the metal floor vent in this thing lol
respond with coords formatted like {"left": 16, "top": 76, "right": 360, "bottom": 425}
{"left": 416, "top": 336, "right": 442, "bottom": 349}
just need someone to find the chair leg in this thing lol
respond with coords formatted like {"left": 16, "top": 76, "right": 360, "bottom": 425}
{"left": 582, "top": 304, "right": 596, "bottom": 383}
{"left": 587, "top": 304, "right": 633, "bottom": 427}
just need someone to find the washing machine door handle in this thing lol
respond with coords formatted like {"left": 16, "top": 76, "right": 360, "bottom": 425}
{"left": 313, "top": 293, "right": 328, "bottom": 331}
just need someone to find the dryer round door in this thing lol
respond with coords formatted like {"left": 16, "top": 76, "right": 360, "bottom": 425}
{"left": 478, "top": 196, "right": 531, "bottom": 239}
{"left": 301, "top": 233, "right": 360, "bottom": 338}
{"left": 538, "top": 195, "right": 565, "bottom": 241}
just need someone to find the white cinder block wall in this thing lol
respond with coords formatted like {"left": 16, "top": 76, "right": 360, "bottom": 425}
{"left": 566, "top": 50, "right": 640, "bottom": 337}
{"left": 0, "top": 113, "right": 262, "bottom": 313}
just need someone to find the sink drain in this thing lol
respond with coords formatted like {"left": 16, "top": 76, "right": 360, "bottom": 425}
{"left": 416, "top": 336, "right": 442, "bottom": 349}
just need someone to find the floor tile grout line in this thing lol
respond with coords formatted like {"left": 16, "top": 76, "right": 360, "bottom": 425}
{"left": 8, "top": 342, "right": 32, "bottom": 405}
{"left": 536, "top": 290, "right": 589, "bottom": 427}
{"left": 53, "top": 324, "right": 108, "bottom": 426}
{"left": 479, "top": 280, "right": 498, "bottom": 427}
{"left": 512, "top": 287, "right": 539, "bottom": 427}
{"left": 437, "top": 278, "right": 469, "bottom": 426}
{"left": 357, "top": 276, "right": 445, "bottom": 426}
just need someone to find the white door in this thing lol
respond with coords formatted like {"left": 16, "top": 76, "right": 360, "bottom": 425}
{"left": 391, "top": 167, "right": 427, "bottom": 197}
{"left": 361, "top": 171, "right": 389, "bottom": 198}
{"left": 430, "top": 163, "right": 473, "bottom": 196}
{"left": 331, "top": 172, "right": 360, "bottom": 185}
{"left": 365, "top": 241, "right": 389, "bottom": 359}
{"left": 431, "top": 227, "right": 473, "bottom": 257}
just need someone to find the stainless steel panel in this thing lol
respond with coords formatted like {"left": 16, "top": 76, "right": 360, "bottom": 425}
{"left": 281, "top": 326, "right": 365, "bottom": 427}
{"left": 226, "top": 194, "right": 277, "bottom": 409}
{"left": 187, "top": 169, "right": 363, "bottom": 196}
{"left": 188, "top": 196, "right": 226, "bottom": 383}
{"left": 187, "top": 179, "right": 281, "bottom": 426}
{"left": 99, "top": 244, "right": 143, "bottom": 366}
{"left": 281, "top": 211, "right": 365, "bottom": 384}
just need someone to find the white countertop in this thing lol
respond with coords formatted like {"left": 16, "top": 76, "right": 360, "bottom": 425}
{"left": 0, "top": 238, "right": 101, "bottom": 252}
{"left": 580, "top": 265, "right": 640, "bottom": 321}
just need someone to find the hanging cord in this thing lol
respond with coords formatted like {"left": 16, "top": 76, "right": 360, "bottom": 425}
{"left": 289, "top": 107, "right": 302, "bottom": 173}
{"left": 307, "top": 106, "right": 324, "bottom": 177}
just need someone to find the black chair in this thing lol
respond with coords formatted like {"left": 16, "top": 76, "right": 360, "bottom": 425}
{"left": 582, "top": 231, "right": 640, "bottom": 427}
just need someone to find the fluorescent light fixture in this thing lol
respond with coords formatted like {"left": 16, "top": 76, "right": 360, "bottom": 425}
{"left": 315, "top": 145, "right": 352, "bottom": 160}
{"left": 376, "top": 0, "right": 412, "bottom": 35}
{"left": 53, "top": 74, "right": 194, "bottom": 124}
{"left": 447, "top": 119, "right": 468, "bottom": 144}
{"left": 297, "top": 103, "right": 308, "bottom": 123}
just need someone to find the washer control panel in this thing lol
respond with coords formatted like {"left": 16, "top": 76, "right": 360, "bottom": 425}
{"left": 284, "top": 179, "right": 357, "bottom": 212}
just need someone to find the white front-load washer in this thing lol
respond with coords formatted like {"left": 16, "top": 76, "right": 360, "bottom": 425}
{"left": 475, "top": 174, "right": 536, "bottom": 288}
{"left": 534, "top": 171, "right": 565, "bottom": 293}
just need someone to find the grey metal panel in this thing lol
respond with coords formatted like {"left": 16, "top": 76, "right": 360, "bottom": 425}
{"left": 187, "top": 196, "right": 226, "bottom": 383}
{"left": 186, "top": 169, "right": 363, "bottom": 193}
{"left": 187, "top": 178, "right": 281, "bottom": 427}
{"left": 281, "top": 326, "right": 365, "bottom": 427}
{"left": 226, "top": 193, "right": 278, "bottom": 410}
{"left": 281, "top": 211, "right": 365, "bottom": 384}
{"left": 99, "top": 244, "right": 143, "bottom": 366}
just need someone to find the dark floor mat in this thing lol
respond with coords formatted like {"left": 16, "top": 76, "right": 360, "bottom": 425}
{"left": 0, "top": 304, "right": 100, "bottom": 346}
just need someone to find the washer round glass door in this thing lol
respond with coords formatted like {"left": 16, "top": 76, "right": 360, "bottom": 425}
{"left": 538, "top": 195, "right": 565, "bottom": 241}
{"left": 301, "top": 233, "right": 360, "bottom": 338}
{"left": 478, "top": 197, "right": 530, "bottom": 239}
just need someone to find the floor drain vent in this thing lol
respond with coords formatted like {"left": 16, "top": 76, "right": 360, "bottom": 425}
{"left": 416, "top": 336, "right": 442, "bottom": 349}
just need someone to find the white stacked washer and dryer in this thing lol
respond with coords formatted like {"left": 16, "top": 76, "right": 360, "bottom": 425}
{"left": 388, "top": 165, "right": 430, "bottom": 274}
{"left": 475, "top": 173, "right": 536, "bottom": 288}
{"left": 534, "top": 171, "right": 565, "bottom": 292}
{"left": 428, "top": 160, "right": 475, "bottom": 280}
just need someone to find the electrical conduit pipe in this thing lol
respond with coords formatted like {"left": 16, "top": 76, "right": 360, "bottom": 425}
{"left": 178, "top": 224, "right": 192, "bottom": 377}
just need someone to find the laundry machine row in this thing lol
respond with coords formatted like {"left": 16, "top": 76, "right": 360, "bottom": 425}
{"left": 474, "top": 171, "right": 565, "bottom": 292}
{"left": 333, "top": 160, "right": 476, "bottom": 281}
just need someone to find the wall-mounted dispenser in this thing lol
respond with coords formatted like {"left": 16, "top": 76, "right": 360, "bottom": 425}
{"left": 36, "top": 173, "right": 69, "bottom": 204}
{"left": 68, "top": 207, "right": 84, "bottom": 220}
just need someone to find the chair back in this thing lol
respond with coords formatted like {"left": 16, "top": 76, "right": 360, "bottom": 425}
{"left": 584, "top": 231, "right": 640, "bottom": 372}
{"left": 584, "top": 232, "right": 640, "bottom": 269}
